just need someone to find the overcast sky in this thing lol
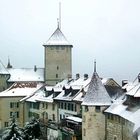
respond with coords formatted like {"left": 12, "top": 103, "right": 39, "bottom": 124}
{"left": 0, "top": 0, "right": 140, "bottom": 83}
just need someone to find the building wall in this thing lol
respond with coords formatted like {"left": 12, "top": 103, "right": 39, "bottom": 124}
{"left": 58, "top": 101, "right": 79, "bottom": 121}
{"left": 0, "top": 97, "right": 25, "bottom": 130}
{"left": 106, "top": 114, "right": 136, "bottom": 140}
{"left": 44, "top": 46, "right": 72, "bottom": 85}
{"left": 28, "top": 102, "right": 58, "bottom": 123}
{"left": 47, "top": 127, "right": 59, "bottom": 140}
{"left": 0, "top": 74, "right": 10, "bottom": 92}
{"left": 82, "top": 106, "right": 107, "bottom": 140}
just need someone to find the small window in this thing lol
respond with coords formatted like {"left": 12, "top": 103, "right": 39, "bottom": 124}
{"left": 16, "top": 103, "right": 19, "bottom": 108}
{"left": 46, "top": 103, "right": 48, "bottom": 109}
{"left": 64, "top": 103, "right": 67, "bottom": 110}
{"left": 10, "top": 112, "right": 13, "bottom": 117}
{"left": 4, "top": 122, "right": 8, "bottom": 127}
{"left": 114, "top": 135, "right": 117, "bottom": 140}
{"left": 52, "top": 114, "right": 55, "bottom": 121}
{"left": 61, "top": 102, "right": 63, "bottom": 109}
{"left": 111, "top": 114, "right": 114, "bottom": 120}
{"left": 57, "top": 66, "right": 59, "bottom": 70}
{"left": 83, "top": 128, "right": 86, "bottom": 136}
{"left": 10, "top": 102, "right": 14, "bottom": 108}
{"left": 52, "top": 104, "right": 55, "bottom": 110}
{"left": 56, "top": 74, "right": 58, "bottom": 78}
{"left": 95, "top": 106, "right": 101, "bottom": 112}
{"left": 60, "top": 114, "right": 62, "bottom": 120}
{"left": 85, "top": 106, "right": 88, "bottom": 112}
{"left": 15, "top": 112, "right": 19, "bottom": 118}
{"left": 46, "top": 113, "right": 48, "bottom": 119}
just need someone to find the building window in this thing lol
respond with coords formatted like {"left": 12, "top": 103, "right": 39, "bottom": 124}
{"left": 95, "top": 106, "right": 101, "bottom": 112}
{"left": 52, "top": 104, "right": 55, "bottom": 110}
{"left": 111, "top": 114, "right": 114, "bottom": 120}
{"left": 83, "top": 128, "right": 86, "bottom": 136}
{"left": 64, "top": 103, "right": 67, "bottom": 110}
{"left": 42, "top": 103, "right": 45, "bottom": 108}
{"left": 85, "top": 106, "right": 88, "bottom": 112}
{"left": 56, "top": 74, "right": 58, "bottom": 78}
{"left": 57, "top": 66, "right": 59, "bottom": 70}
{"left": 52, "top": 114, "right": 55, "bottom": 121}
{"left": 10, "top": 112, "right": 13, "bottom": 118}
{"left": 46, "top": 103, "right": 48, "bottom": 109}
{"left": 15, "top": 112, "right": 19, "bottom": 118}
{"left": 10, "top": 102, "right": 19, "bottom": 108}
{"left": 4, "top": 122, "right": 8, "bottom": 127}
{"left": 46, "top": 113, "right": 48, "bottom": 119}
{"left": 68, "top": 103, "right": 70, "bottom": 110}
{"left": 114, "top": 135, "right": 117, "bottom": 140}
{"left": 61, "top": 102, "right": 63, "bottom": 109}
{"left": 60, "top": 114, "right": 62, "bottom": 120}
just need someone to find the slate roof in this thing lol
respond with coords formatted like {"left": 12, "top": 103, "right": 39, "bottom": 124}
{"left": 82, "top": 72, "right": 112, "bottom": 106}
{"left": 43, "top": 27, "right": 72, "bottom": 46}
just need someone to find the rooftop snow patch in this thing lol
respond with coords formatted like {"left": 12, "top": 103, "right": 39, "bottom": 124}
{"left": 43, "top": 27, "right": 72, "bottom": 46}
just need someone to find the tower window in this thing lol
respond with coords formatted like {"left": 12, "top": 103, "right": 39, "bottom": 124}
{"left": 56, "top": 74, "right": 58, "bottom": 78}
{"left": 57, "top": 66, "right": 59, "bottom": 70}
{"left": 95, "top": 106, "right": 101, "bottom": 112}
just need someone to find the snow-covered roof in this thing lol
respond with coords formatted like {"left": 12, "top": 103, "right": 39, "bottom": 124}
{"left": 0, "top": 82, "right": 43, "bottom": 97}
{"left": 26, "top": 89, "right": 54, "bottom": 103}
{"left": 43, "top": 27, "right": 72, "bottom": 46}
{"left": 82, "top": 72, "right": 112, "bottom": 106}
{"left": 55, "top": 79, "right": 74, "bottom": 87}
{"left": 54, "top": 77, "right": 90, "bottom": 101}
{"left": 105, "top": 96, "right": 140, "bottom": 133}
{"left": 54, "top": 90, "right": 72, "bottom": 101}
{"left": 73, "top": 86, "right": 89, "bottom": 102}
{"left": 125, "top": 83, "right": 140, "bottom": 97}
{"left": 7, "top": 68, "right": 44, "bottom": 82}
{"left": 66, "top": 116, "right": 82, "bottom": 123}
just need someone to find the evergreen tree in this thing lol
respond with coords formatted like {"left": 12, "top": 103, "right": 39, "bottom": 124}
{"left": 23, "top": 117, "right": 41, "bottom": 140}
{"left": 2, "top": 116, "right": 24, "bottom": 140}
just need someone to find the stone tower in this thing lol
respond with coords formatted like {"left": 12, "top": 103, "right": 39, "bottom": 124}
{"left": 82, "top": 61, "right": 111, "bottom": 140}
{"left": 43, "top": 24, "right": 73, "bottom": 85}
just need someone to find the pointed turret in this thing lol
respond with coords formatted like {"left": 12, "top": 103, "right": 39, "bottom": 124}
{"left": 43, "top": 27, "right": 72, "bottom": 46}
{"left": 7, "top": 57, "right": 12, "bottom": 68}
{"left": 82, "top": 60, "right": 111, "bottom": 106}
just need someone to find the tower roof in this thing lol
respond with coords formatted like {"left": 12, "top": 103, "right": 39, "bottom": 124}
{"left": 82, "top": 71, "right": 111, "bottom": 106}
{"left": 43, "top": 27, "right": 72, "bottom": 46}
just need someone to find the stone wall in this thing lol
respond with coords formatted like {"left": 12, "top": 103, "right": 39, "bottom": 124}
{"left": 106, "top": 113, "right": 136, "bottom": 140}
{"left": 44, "top": 46, "right": 72, "bottom": 85}
{"left": 82, "top": 106, "right": 107, "bottom": 140}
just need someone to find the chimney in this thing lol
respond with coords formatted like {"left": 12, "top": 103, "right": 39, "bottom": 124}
{"left": 122, "top": 80, "right": 128, "bottom": 87}
{"left": 34, "top": 65, "right": 37, "bottom": 72}
{"left": 84, "top": 74, "right": 88, "bottom": 80}
{"left": 138, "top": 73, "right": 140, "bottom": 82}
{"left": 76, "top": 73, "right": 80, "bottom": 80}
